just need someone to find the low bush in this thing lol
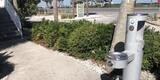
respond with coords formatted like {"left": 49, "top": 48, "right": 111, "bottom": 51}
{"left": 32, "top": 21, "right": 60, "bottom": 47}
{"left": 54, "top": 20, "right": 92, "bottom": 51}
{"left": 31, "top": 20, "right": 160, "bottom": 73}
{"left": 68, "top": 25, "right": 100, "bottom": 53}
{"left": 67, "top": 23, "right": 114, "bottom": 60}
{"left": 142, "top": 28, "right": 160, "bottom": 74}
{"left": 31, "top": 20, "right": 114, "bottom": 60}
{"left": 54, "top": 22, "right": 73, "bottom": 50}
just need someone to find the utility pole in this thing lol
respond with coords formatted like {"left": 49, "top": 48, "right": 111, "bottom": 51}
{"left": 110, "top": 0, "right": 136, "bottom": 52}
{"left": 53, "top": 0, "right": 58, "bottom": 21}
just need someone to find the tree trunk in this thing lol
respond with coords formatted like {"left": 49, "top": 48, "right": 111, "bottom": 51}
{"left": 109, "top": 0, "right": 112, "bottom": 8}
{"left": 150, "top": 0, "right": 152, "bottom": 7}
{"left": 72, "top": 0, "right": 76, "bottom": 18}
{"left": 13, "top": 0, "right": 18, "bottom": 10}
{"left": 86, "top": 0, "right": 89, "bottom": 16}
{"left": 53, "top": 0, "right": 58, "bottom": 21}
{"left": 110, "top": 0, "right": 135, "bottom": 52}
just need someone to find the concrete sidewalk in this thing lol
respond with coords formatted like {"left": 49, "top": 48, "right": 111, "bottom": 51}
{"left": 2, "top": 41, "right": 102, "bottom": 80}
{"left": 27, "top": 14, "right": 117, "bottom": 24}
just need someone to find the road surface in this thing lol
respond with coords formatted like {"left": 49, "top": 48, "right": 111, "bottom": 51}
{"left": 89, "top": 8, "right": 160, "bottom": 16}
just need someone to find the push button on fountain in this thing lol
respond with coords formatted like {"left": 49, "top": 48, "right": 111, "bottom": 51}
{"left": 129, "top": 25, "right": 134, "bottom": 31}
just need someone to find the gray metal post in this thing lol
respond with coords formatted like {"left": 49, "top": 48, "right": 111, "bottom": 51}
{"left": 123, "top": 14, "right": 148, "bottom": 80}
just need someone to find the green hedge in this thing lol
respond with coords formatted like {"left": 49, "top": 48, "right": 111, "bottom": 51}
{"left": 31, "top": 20, "right": 160, "bottom": 73}
{"left": 142, "top": 28, "right": 160, "bottom": 74}
{"left": 32, "top": 21, "right": 60, "bottom": 47}
{"left": 54, "top": 20, "right": 92, "bottom": 51}
{"left": 67, "top": 23, "right": 114, "bottom": 60}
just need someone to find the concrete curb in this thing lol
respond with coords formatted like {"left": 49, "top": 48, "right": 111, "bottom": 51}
{"left": 146, "top": 21, "right": 160, "bottom": 27}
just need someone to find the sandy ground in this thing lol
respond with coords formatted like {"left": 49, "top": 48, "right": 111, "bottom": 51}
{"left": 1, "top": 41, "right": 105, "bottom": 80}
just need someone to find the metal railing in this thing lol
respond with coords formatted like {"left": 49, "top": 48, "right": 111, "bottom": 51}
{"left": 3, "top": 0, "right": 23, "bottom": 38}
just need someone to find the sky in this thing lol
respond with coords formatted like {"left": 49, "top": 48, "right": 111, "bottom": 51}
{"left": 63, "top": 0, "right": 157, "bottom": 5}
{"left": 112, "top": 0, "right": 157, "bottom": 4}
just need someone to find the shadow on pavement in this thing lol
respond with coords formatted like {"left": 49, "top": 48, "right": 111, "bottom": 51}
{"left": 0, "top": 21, "right": 34, "bottom": 50}
{"left": 0, "top": 51, "right": 14, "bottom": 79}
{"left": 84, "top": 13, "right": 97, "bottom": 15}
{"left": 0, "top": 39, "right": 27, "bottom": 50}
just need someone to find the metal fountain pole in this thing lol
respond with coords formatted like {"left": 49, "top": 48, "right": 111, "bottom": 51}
{"left": 107, "top": 13, "right": 148, "bottom": 80}
{"left": 123, "top": 14, "right": 148, "bottom": 80}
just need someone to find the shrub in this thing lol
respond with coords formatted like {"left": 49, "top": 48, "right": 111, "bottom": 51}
{"left": 31, "top": 21, "right": 114, "bottom": 60}
{"left": 71, "top": 20, "right": 92, "bottom": 29}
{"left": 18, "top": 0, "right": 37, "bottom": 17}
{"left": 90, "top": 46, "right": 110, "bottom": 61}
{"left": 31, "top": 22, "right": 46, "bottom": 41}
{"left": 142, "top": 28, "right": 160, "bottom": 74}
{"left": 54, "top": 20, "right": 92, "bottom": 51}
{"left": 31, "top": 20, "right": 160, "bottom": 73}
{"left": 54, "top": 37, "right": 68, "bottom": 51}
{"left": 32, "top": 21, "right": 60, "bottom": 47}
{"left": 43, "top": 21, "right": 60, "bottom": 47}
{"left": 67, "top": 23, "right": 114, "bottom": 60}
{"left": 54, "top": 23, "right": 72, "bottom": 50}
{"left": 68, "top": 25, "right": 99, "bottom": 53}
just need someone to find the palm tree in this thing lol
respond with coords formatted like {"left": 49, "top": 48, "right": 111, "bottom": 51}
{"left": 72, "top": 0, "right": 76, "bottom": 18}
{"left": 109, "top": 0, "right": 112, "bottom": 8}
{"left": 58, "top": 0, "right": 64, "bottom": 7}
{"left": 110, "top": 0, "right": 136, "bottom": 52}
{"left": 53, "top": 0, "right": 58, "bottom": 21}
{"left": 86, "top": 0, "right": 89, "bottom": 16}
